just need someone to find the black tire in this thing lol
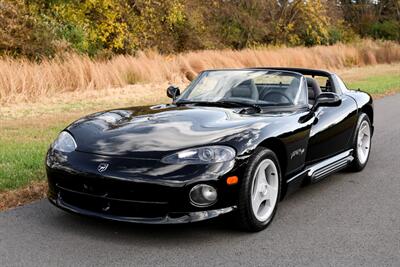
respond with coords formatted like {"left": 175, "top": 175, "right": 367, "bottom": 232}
{"left": 349, "top": 113, "right": 372, "bottom": 172}
{"left": 235, "top": 147, "right": 282, "bottom": 232}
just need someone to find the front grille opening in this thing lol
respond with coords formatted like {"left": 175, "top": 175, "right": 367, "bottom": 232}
{"left": 59, "top": 189, "right": 169, "bottom": 218}
{"left": 55, "top": 176, "right": 172, "bottom": 203}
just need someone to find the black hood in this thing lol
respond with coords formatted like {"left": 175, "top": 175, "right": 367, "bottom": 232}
{"left": 67, "top": 104, "right": 293, "bottom": 158}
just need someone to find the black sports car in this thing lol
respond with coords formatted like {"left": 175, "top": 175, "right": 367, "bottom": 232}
{"left": 46, "top": 68, "right": 373, "bottom": 231}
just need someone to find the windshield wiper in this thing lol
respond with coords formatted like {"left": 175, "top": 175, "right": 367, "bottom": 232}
{"left": 175, "top": 100, "right": 262, "bottom": 113}
{"left": 215, "top": 100, "right": 262, "bottom": 113}
{"left": 175, "top": 100, "right": 208, "bottom": 106}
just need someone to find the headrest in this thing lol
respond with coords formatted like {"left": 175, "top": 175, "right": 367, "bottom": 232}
{"left": 230, "top": 80, "right": 258, "bottom": 99}
{"left": 306, "top": 77, "right": 322, "bottom": 97}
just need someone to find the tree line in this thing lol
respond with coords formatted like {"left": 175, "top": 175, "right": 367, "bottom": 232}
{"left": 0, "top": 0, "right": 399, "bottom": 59}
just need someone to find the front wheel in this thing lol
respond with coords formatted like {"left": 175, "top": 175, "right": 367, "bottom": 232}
{"left": 236, "top": 148, "right": 282, "bottom": 232}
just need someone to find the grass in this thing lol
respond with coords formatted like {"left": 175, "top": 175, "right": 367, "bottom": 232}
{"left": 0, "top": 81, "right": 179, "bottom": 120}
{"left": 347, "top": 74, "right": 400, "bottom": 94}
{"left": 0, "top": 118, "right": 68, "bottom": 210}
{"left": 0, "top": 120, "right": 66, "bottom": 190}
{"left": 1, "top": 40, "right": 400, "bottom": 104}
{"left": 341, "top": 63, "right": 400, "bottom": 96}
{"left": 0, "top": 62, "right": 399, "bottom": 210}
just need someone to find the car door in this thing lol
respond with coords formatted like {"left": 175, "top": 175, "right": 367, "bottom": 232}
{"left": 305, "top": 94, "right": 358, "bottom": 163}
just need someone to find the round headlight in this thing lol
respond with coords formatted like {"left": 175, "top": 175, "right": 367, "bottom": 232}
{"left": 189, "top": 184, "right": 217, "bottom": 207}
{"left": 52, "top": 131, "right": 77, "bottom": 153}
{"left": 161, "top": 146, "right": 235, "bottom": 164}
{"left": 198, "top": 148, "right": 215, "bottom": 161}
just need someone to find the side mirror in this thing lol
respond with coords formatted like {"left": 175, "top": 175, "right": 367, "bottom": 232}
{"left": 312, "top": 92, "right": 341, "bottom": 111}
{"left": 300, "top": 92, "right": 341, "bottom": 123}
{"left": 167, "top": 86, "right": 180, "bottom": 100}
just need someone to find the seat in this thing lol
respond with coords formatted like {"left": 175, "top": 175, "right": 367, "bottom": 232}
{"left": 306, "top": 77, "right": 322, "bottom": 105}
{"left": 225, "top": 79, "right": 259, "bottom": 101}
{"left": 260, "top": 78, "right": 298, "bottom": 104}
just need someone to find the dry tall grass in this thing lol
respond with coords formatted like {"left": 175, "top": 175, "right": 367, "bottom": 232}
{"left": 1, "top": 39, "right": 400, "bottom": 104}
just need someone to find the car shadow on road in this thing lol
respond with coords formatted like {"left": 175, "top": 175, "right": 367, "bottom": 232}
{"left": 42, "top": 170, "right": 357, "bottom": 245}
{"left": 45, "top": 205, "right": 252, "bottom": 244}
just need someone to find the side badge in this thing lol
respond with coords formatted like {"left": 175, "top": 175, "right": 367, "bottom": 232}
{"left": 97, "top": 163, "right": 109, "bottom": 173}
{"left": 290, "top": 148, "right": 305, "bottom": 159}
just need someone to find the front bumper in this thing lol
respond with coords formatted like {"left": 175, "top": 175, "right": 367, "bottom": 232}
{"left": 46, "top": 150, "right": 245, "bottom": 224}
{"left": 49, "top": 195, "right": 235, "bottom": 224}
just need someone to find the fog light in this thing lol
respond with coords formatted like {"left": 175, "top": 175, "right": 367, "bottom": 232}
{"left": 189, "top": 184, "right": 217, "bottom": 207}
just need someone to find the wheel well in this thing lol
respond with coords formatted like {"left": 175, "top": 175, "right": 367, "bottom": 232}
{"left": 257, "top": 138, "right": 288, "bottom": 199}
{"left": 257, "top": 138, "right": 287, "bottom": 177}
{"left": 259, "top": 138, "right": 287, "bottom": 174}
{"left": 362, "top": 104, "right": 374, "bottom": 125}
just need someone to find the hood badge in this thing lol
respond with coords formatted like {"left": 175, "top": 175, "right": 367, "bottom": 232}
{"left": 97, "top": 163, "right": 109, "bottom": 173}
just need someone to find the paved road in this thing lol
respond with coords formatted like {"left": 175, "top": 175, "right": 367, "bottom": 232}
{"left": 1, "top": 94, "right": 400, "bottom": 266}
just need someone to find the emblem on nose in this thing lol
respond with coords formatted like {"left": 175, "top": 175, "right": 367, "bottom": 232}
{"left": 97, "top": 163, "right": 109, "bottom": 173}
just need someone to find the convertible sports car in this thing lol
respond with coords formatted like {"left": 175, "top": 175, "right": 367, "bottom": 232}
{"left": 46, "top": 68, "right": 373, "bottom": 231}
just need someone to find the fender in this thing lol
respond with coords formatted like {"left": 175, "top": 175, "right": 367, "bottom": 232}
{"left": 345, "top": 90, "right": 374, "bottom": 142}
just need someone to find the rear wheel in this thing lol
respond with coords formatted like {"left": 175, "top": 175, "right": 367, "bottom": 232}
{"left": 236, "top": 148, "right": 281, "bottom": 232}
{"left": 349, "top": 113, "right": 372, "bottom": 171}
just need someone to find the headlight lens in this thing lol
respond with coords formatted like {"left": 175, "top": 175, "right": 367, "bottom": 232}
{"left": 52, "top": 131, "right": 77, "bottom": 153}
{"left": 161, "top": 145, "right": 235, "bottom": 164}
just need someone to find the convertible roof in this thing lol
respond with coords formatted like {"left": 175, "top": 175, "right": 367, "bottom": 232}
{"left": 205, "top": 67, "right": 334, "bottom": 76}
{"left": 248, "top": 67, "right": 334, "bottom": 76}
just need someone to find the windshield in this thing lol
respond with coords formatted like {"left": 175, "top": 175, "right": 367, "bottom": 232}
{"left": 177, "top": 70, "right": 308, "bottom": 107}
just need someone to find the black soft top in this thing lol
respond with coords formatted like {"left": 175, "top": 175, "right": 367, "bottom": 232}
{"left": 248, "top": 67, "right": 333, "bottom": 77}
{"left": 205, "top": 67, "right": 334, "bottom": 77}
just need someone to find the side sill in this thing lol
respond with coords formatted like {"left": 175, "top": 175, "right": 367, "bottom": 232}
{"left": 286, "top": 149, "right": 354, "bottom": 185}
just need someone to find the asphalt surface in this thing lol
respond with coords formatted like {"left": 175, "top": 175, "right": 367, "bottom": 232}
{"left": 1, "top": 94, "right": 400, "bottom": 266}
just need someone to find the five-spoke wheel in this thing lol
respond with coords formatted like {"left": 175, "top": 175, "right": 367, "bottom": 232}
{"left": 236, "top": 148, "right": 281, "bottom": 232}
{"left": 251, "top": 159, "right": 279, "bottom": 222}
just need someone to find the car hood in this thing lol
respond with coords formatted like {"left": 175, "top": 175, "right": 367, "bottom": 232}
{"left": 67, "top": 104, "right": 291, "bottom": 158}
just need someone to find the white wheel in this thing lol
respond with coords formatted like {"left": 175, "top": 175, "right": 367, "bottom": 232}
{"left": 250, "top": 159, "right": 279, "bottom": 222}
{"left": 350, "top": 113, "right": 372, "bottom": 172}
{"left": 236, "top": 148, "right": 281, "bottom": 231}
{"left": 356, "top": 120, "right": 371, "bottom": 165}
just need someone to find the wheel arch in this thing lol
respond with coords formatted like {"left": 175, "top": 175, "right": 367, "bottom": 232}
{"left": 256, "top": 138, "right": 288, "bottom": 199}
{"left": 361, "top": 103, "right": 374, "bottom": 127}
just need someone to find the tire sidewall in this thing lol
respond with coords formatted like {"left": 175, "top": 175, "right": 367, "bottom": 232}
{"left": 352, "top": 113, "right": 372, "bottom": 171}
{"left": 238, "top": 147, "right": 282, "bottom": 231}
